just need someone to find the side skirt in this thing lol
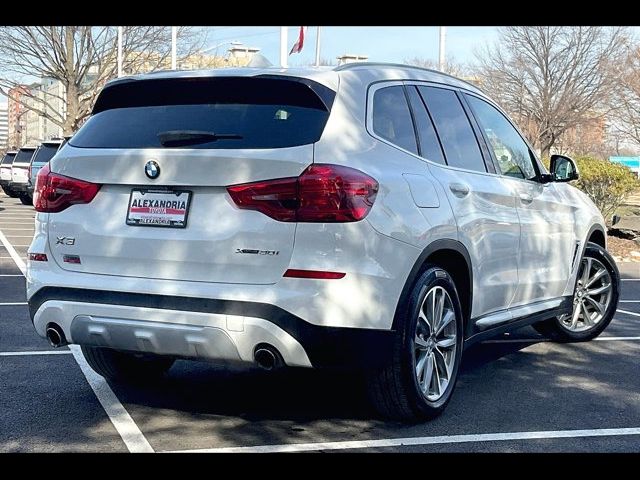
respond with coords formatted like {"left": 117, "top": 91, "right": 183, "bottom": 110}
{"left": 464, "top": 297, "right": 573, "bottom": 349}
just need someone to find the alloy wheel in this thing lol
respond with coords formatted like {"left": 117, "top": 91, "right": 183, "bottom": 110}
{"left": 413, "top": 286, "right": 458, "bottom": 402}
{"left": 559, "top": 257, "right": 613, "bottom": 332}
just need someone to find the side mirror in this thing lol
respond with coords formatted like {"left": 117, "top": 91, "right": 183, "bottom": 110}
{"left": 550, "top": 154, "right": 579, "bottom": 182}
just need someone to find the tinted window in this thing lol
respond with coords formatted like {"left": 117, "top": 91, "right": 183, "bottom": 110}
{"left": 71, "top": 77, "right": 333, "bottom": 150}
{"left": 417, "top": 87, "right": 486, "bottom": 172}
{"left": 465, "top": 94, "right": 537, "bottom": 180}
{"left": 31, "top": 144, "right": 60, "bottom": 165}
{"left": 372, "top": 86, "right": 418, "bottom": 155}
{"left": 405, "top": 86, "right": 445, "bottom": 164}
{"left": 1, "top": 153, "right": 16, "bottom": 166}
{"left": 13, "top": 149, "right": 35, "bottom": 164}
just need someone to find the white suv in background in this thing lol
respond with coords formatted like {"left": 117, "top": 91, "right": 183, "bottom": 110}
{"left": 27, "top": 64, "right": 620, "bottom": 420}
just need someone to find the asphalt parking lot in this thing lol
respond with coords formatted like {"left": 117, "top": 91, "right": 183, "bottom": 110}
{"left": 1, "top": 191, "right": 640, "bottom": 453}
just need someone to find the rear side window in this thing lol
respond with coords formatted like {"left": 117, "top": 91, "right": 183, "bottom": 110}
{"left": 13, "top": 149, "right": 35, "bottom": 164}
{"left": 31, "top": 144, "right": 60, "bottom": 165}
{"left": 372, "top": 86, "right": 418, "bottom": 155}
{"left": 1, "top": 153, "right": 16, "bottom": 165}
{"left": 405, "top": 86, "right": 446, "bottom": 164}
{"left": 417, "top": 86, "right": 486, "bottom": 173}
{"left": 70, "top": 77, "right": 334, "bottom": 150}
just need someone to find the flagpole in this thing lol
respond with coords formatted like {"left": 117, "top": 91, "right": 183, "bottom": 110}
{"left": 314, "top": 26, "right": 321, "bottom": 67}
{"left": 280, "top": 27, "right": 288, "bottom": 68}
{"left": 171, "top": 26, "right": 177, "bottom": 70}
{"left": 117, "top": 26, "right": 123, "bottom": 77}
{"left": 438, "top": 26, "right": 446, "bottom": 72}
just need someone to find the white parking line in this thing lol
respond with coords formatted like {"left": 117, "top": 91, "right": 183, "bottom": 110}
{"left": 0, "top": 228, "right": 34, "bottom": 231}
{"left": 622, "top": 279, "right": 640, "bottom": 281}
{"left": 0, "top": 350, "right": 72, "bottom": 356}
{"left": 617, "top": 309, "right": 640, "bottom": 318}
{"left": 619, "top": 300, "right": 640, "bottom": 303}
{"left": 168, "top": 426, "right": 640, "bottom": 453}
{"left": 484, "top": 336, "right": 640, "bottom": 344}
{"left": 0, "top": 274, "right": 24, "bottom": 277}
{"left": 0, "top": 225, "right": 154, "bottom": 453}
{"left": 5, "top": 236, "right": 33, "bottom": 238}
{"left": 0, "top": 302, "right": 27, "bottom": 306}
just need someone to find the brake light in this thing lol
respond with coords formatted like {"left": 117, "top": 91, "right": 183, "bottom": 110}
{"left": 227, "top": 164, "right": 378, "bottom": 222}
{"left": 284, "top": 269, "right": 345, "bottom": 279}
{"left": 34, "top": 163, "right": 101, "bottom": 213}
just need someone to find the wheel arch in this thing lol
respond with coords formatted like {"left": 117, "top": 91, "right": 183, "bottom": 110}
{"left": 392, "top": 239, "right": 473, "bottom": 332}
{"left": 586, "top": 224, "right": 606, "bottom": 249}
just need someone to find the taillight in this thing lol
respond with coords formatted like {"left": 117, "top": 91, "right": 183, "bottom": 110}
{"left": 34, "top": 163, "right": 101, "bottom": 213}
{"left": 227, "top": 164, "right": 378, "bottom": 222}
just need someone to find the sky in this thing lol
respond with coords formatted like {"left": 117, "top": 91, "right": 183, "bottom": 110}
{"left": 201, "top": 26, "right": 500, "bottom": 66}
{"left": 0, "top": 27, "right": 500, "bottom": 103}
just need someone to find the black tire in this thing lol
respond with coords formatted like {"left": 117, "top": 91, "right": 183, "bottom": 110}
{"left": 366, "top": 266, "right": 465, "bottom": 421}
{"left": 19, "top": 194, "right": 32, "bottom": 205}
{"left": 533, "top": 242, "right": 620, "bottom": 342}
{"left": 81, "top": 345, "right": 175, "bottom": 383}
{"left": 2, "top": 186, "right": 20, "bottom": 198}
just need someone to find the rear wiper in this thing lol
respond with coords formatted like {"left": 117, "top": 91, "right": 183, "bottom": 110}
{"left": 158, "top": 130, "right": 243, "bottom": 147}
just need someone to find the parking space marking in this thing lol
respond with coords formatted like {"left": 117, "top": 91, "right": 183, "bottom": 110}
{"left": 617, "top": 309, "right": 640, "bottom": 318}
{"left": 168, "top": 426, "right": 640, "bottom": 453}
{"left": 0, "top": 224, "right": 154, "bottom": 454}
{"left": 484, "top": 336, "right": 640, "bottom": 344}
{"left": 620, "top": 300, "right": 640, "bottom": 303}
{"left": 0, "top": 274, "right": 24, "bottom": 277}
{"left": 622, "top": 279, "right": 640, "bottom": 282}
{"left": 0, "top": 302, "right": 27, "bottom": 306}
{"left": 70, "top": 345, "right": 154, "bottom": 453}
{"left": 0, "top": 351, "right": 72, "bottom": 356}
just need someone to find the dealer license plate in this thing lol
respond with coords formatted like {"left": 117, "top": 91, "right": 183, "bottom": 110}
{"left": 126, "top": 189, "right": 192, "bottom": 228}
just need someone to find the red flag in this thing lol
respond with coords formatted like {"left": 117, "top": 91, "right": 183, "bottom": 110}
{"left": 289, "top": 27, "right": 306, "bottom": 55}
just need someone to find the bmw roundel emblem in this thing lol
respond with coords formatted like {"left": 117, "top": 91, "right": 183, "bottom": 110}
{"left": 145, "top": 160, "right": 160, "bottom": 179}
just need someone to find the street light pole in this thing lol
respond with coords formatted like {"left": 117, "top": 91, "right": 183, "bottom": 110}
{"left": 171, "top": 26, "right": 177, "bottom": 70}
{"left": 117, "top": 26, "right": 123, "bottom": 77}
{"left": 438, "top": 26, "right": 446, "bottom": 72}
{"left": 314, "top": 27, "right": 321, "bottom": 67}
{"left": 280, "top": 27, "right": 288, "bottom": 68}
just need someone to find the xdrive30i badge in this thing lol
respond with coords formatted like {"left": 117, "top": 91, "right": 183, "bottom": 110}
{"left": 145, "top": 160, "right": 160, "bottom": 179}
{"left": 236, "top": 249, "right": 279, "bottom": 256}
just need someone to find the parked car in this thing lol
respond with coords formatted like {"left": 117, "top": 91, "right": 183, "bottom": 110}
{"left": 10, "top": 146, "right": 36, "bottom": 205}
{"left": 27, "top": 139, "right": 63, "bottom": 198}
{"left": 26, "top": 64, "right": 620, "bottom": 420}
{"left": 0, "top": 151, "right": 18, "bottom": 197}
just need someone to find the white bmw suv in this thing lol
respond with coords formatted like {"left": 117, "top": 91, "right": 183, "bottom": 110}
{"left": 27, "top": 64, "right": 620, "bottom": 420}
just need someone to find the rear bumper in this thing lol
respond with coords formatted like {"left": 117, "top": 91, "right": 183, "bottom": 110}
{"left": 9, "top": 182, "right": 28, "bottom": 193}
{"left": 29, "top": 287, "right": 395, "bottom": 369}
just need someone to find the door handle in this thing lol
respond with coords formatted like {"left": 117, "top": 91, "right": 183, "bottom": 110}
{"left": 519, "top": 193, "right": 533, "bottom": 204}
{"left": 449, "top": 183, "right": 470, "bottom": 197}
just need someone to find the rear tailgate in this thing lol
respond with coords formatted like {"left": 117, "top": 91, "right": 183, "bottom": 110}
{"left": 46, "top": 75, "right": 336, "bottom": 285}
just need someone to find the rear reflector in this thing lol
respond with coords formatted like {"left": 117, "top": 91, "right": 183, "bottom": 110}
{"left": 63, "top": 254, "right": 81, "bottom": 264}
{"left": 283, "top": 269, "right": 345, "bottom": 279}
{"left": 28, "top": 253, "right": 48, "bottom": 262}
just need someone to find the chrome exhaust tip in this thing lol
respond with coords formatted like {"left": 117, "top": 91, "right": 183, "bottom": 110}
{"left": 46, "top": 324, "right": 68, "bottom": 348}
{"left": 254, "top": 346, "right": 282, "bottom": 371}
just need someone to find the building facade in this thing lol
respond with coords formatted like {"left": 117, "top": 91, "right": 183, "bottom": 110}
{"left": 7, "top": 85, "right": 28, "bottom": 149}
{"left": 21, "top": 78, "right": 65, "bottom": 146}
{"left": 0, "top": 103, "right": 8, "bottom": 149}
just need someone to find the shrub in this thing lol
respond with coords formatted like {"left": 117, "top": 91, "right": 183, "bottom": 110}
{"left": 571, "top": 156, "right": 640, "bottom": 224}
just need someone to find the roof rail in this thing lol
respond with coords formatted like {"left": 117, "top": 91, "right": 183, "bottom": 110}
{"left": 334, "top": 62, "right": 480, "bottom": 91}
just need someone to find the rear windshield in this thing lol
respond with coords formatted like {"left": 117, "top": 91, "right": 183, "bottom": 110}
{"left": 13, "top": 149, "right": 35, "bottom": 164}
{"left": 1, "top": 153, "right": 16, "bottom": 166}
{"left": 70, "top": 76, "right": 335, "bottom": 150}
{"left": 32, "top": 144, "right": 60, "bottom": 165}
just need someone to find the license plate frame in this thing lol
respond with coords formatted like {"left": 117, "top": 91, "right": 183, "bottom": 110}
{"left": 126, "top": 188, "right": 192, "bottom": 229}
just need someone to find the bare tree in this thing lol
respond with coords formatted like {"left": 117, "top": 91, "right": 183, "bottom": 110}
{"left": 0, "top": 27, "right": 206, "bottom": 136}
{"left": 404, "top": 55, "right": 468, "bottom": 78}
{"left": 476, "top": 27, "right": 628, "bottom": 158}
{"left": 610, "top": 43, "right": 640, "bottom": 149}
